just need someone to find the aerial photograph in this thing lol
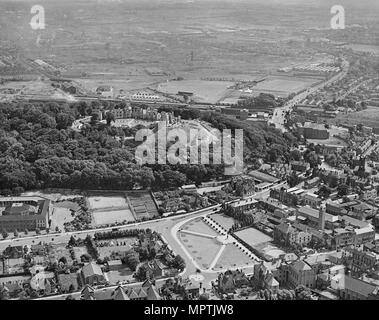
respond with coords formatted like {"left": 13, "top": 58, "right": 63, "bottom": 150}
{"left": 0, "top": 0, "right": 379, "bottom": 305}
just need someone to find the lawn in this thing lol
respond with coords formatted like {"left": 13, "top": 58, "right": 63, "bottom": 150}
{"left": 47, "top": 244, "right": 73, "bottom": 265}
{"left": 178, "top": 232, "right": 221, "bottom": 269}
{"left": 105, "top": 269, "right": 134, "bottom": 285}
{"left": 209, "top": 213, "right": 235, "bottom": 230}
{"left": 72, "top": 246, "right": 89, "bottom": 261}
{"left": 213, "top": 244, "right": 253, "bottom": 270}
{"left": 92, "top": 209, "right": 135, "bottom": 226}
{"left": 181, "top": 218, "right": 220, "bottom": 237}
{"left": 50, "top": 207, "right": 74, "bottom": 231}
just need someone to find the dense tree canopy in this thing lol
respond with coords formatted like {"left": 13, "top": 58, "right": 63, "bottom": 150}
{"left": 0, "top": 101, "right": 298, "bottom": 194}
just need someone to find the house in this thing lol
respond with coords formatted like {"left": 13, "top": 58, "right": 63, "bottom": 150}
{"left": 274, "top": 223, "right": 312, "bottom": 247}
{"left": 253, "top": 263, "right": 279, "bottom": 290}
{"left": 351, "top": 248, "right": 379, "bottom": 276}
{"left": 281, "top": 260, "right": 317, "bottom": 289}
{"left": 144, "top": 259, "right": 166, "bottom": 279}
{"left": 0, "top": 275, "right": 31, "bottom": 297}
{"left": 128, "top": 287, "right": 148, "bottom": 300}
{"left": 304, "top": 177, "right": 320, "bottom": 189}
{"left": 96, "top": 85, "right": 114, "bottom": 98}
{"left": 217, "top": 269, "right": 250, "bottom": 294}
{"left": 331, "top": 274, "right": 379, "bottom": 300}
{"left": 226, "top": 198, "right": 258, "bottom": 214}
{"left": 30, "top": 271, "right": 55, "bottom": 292}
{"left": 128, "top": 282, "right": 161, "bottom": 301}
{"left": 291, "top": 161, "right": 310, "bottom": 173}
{"left": 80, "top": 284, "right": 96, "bottom": 300}
{"left": 112, "top": 285, "right": 130, "bottom": 300}
{"left": 2, "top": 246, "right": 24, "bottom": 259}
{"left": 107, "top": 259, "right": 123, "bottom": 272}
{"left": 80, "top": 262, "right": 106, "bottom": 286}
{"left": 183, "top": 279, "right": 201, "bottom": 299}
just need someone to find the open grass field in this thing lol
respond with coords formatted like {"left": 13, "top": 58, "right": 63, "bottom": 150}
{"left": 327, "top": 107, "right": 379, "bottom": 128}
{"left": 181, "top": 217, "right": 220, "bottom": 237}
{"left": 157, "top": 80, "right": 234, "bottom": 104}
{"left": 252, "top": 76, "right": 319, "bottom": 97}
{"left": 209, "top": 213, "right": 235, "bottom": 231}
{"left": 87, "top": 196, "right": 128, "bottom": 210}
{"left": 92, "top": 209, "right": 135, "bottom": 226}
{"left": 50, "top": 207, "right": 74, "bottom": 231}
{"left": 178, "top": 232, "right": 221, "bottom": 269}
{"left": 213, "top": 244, "right": 254, "bottom": 270}
{"left": 234, "top": 227, "right": 272, "bottom": 247}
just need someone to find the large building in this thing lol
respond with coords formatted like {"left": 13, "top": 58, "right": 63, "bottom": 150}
{"left": 0, "top": 197, "right": 51, "bottom": 232}
{"left": 298, "top": 122, "right": 330, "bottom": 140}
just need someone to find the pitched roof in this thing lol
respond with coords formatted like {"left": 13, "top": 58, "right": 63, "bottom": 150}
{"left": 82, "top": 262, "right": 103, "bottom": 278}
{"left": 339, "top": 275, "right": 377, "bottom": 297}
{"left": 146, "top": 285, "right": 161, "bottom": 300}
{"left": 292, "top": 260, "right": 312, "bottom": 272}
{"left": 128, "top": 287, "right": 147, "bottom": 299}
{"left": 113, "top": 286, "right": 130, "bottom": 300}
{"left": 276, "top": 223, "right": 295, "bottom": 234}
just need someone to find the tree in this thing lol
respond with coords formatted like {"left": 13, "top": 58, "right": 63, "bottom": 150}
{"left": 68, "top": 235, "right": 77, "bottom": 247}
{"left": 135, "top": 264, "right": 148, "bottom": 281}
{"left": 337, "top": 184, "right": 349, "bottom": 196}
{"left": 105, "top": 112, "right": 115, "bottom": 125}
{"left": 172, "top": 255, "right": 186, "bottom": 271}
{"left": 2, "top": 229, "right": 8, "bottom": 239}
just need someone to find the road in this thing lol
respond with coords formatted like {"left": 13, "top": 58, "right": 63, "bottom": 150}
{"left": 269, "top": 58, "right": 350, "bottom": 132}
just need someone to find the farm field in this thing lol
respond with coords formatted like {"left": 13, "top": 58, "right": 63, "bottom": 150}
{"left": 181, "top": 218, "right": 220, "bottom": 237}
{"left": 178, "top": 232, "right": 221, "bottom": 269}
{"left": 92, "top": 209, "right": 135, "bottom": 226}
{"left": 213, "top": 244, "right": 254, "bottom": 270}
{"left": 234, "top": 228, "right": 272, "bottom": 247}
